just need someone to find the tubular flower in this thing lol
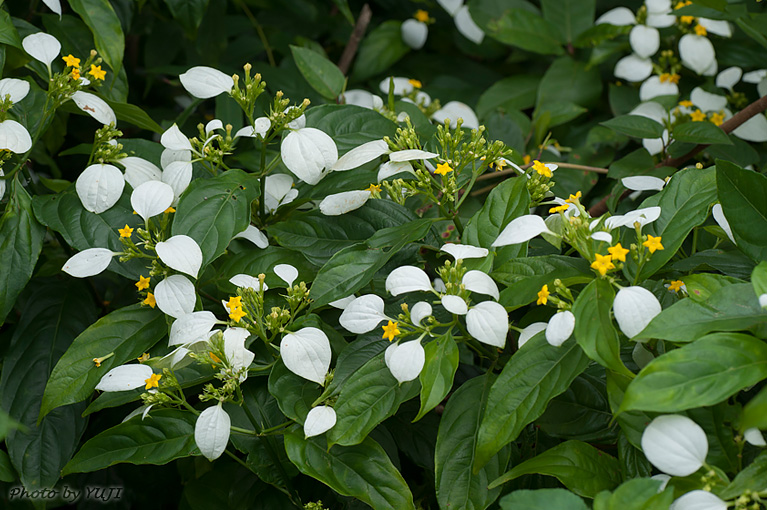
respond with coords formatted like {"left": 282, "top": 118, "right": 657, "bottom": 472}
{"left": 643, "top": 235, "right": 664, "bottom": 253}
{"left": 607, "top": 243, "right": 629, "bottom": 262}
{"left": 143, "top": 292, "right": 156, "bottom": 308}
{"left": 591, "top": 253, "right": 615, "bottom": 276}
{"left": 532, "top": 160, "right": 551, "bottom": 177}
{"left": 382, "top": 320, "right": 401, "bottom": 341}
{"left": 537, "top": 285, "right": 550, "bottom": 305}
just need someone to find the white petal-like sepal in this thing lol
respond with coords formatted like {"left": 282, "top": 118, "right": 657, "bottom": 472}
{"left": 613, "top": 286, "right": 662, "bottom": 338}
{"left": 546, "top": 311, "right": 575, "bottom": 347}
{"left": 379, "top": 76, "right": 416, "bottom": 95}
{"left": 386, "top": 266, "right": 434, "bottom": 296}
{"left": 162, "top": 160, "right": 193, "bottom": 199}
{"left": 462, "top": 271, "right": 500, "bottom": 300}
{"left": 161, "top": 124, "right": 193, "bottom": 151}
{"left": 304, "top": 406, "right": 337, "bottom": 438}
{"left": 280, "top": 327, "right": 331, "bottom": 385}
{"left": 274, "top": 264, "right": 298, "bottom": 287}
{"left": 716, "top": 66, "right": 742, "bottom": 90}
{"left": 466, "top": 301, "right": 509, "bottom": 348}
{"left": 732, "top": 114, "right": 767, "bottom": 143}
{"left": 0, "top": 78, "right": 30, "bottom": 104}
{"left": 154, "top": 274, "right": 196, "bottom": 319}
{"left": 319, "top": 190, "right": 371, "bottom": 216}
{"left": 641, "top": 415, "right": 708, "bottom": 477}
{"left": 596, "top": 7, "right": 636, "bottom": 25}
{"left": 281, "top": 128, "right": 338, "bottom": 185}
{"left": 339, "top": 295, "right": 387, "bottom": 334}
{"left": 440, "top": 243, "right": 489, "bottom": 260}
{"left": 691, "top": 87, "right": 727, "bottom": 112}
{"left": 329, "top": 295, "right": 356, "bottom": 309}
{"left": 156, "top": 235, "right": 203, "bottom": 278}
{"left": 679, "top": 34, "right": 716, "bottom": 75}
{"left": 622, "top": 176, "right": 666, "bottom": 191}
{"left": 195, "top": 403, "right": 231, "bottom": 461}
{"left": 411, "top": 301, "right": 432, "bottom": 327}
{"left": 744, "top": 428, "right": 766, "bottom": 446}
{"left": 122, "top": 157, "right": 162, "bottom": 189}
{"left": 670, "top": 491, "right": 726, "bottom": 510}
{"left": 518, "top": 322, "right": 548, "bottom": 348}
{"left": 639, "top": 76, "right": 678, "bottom": 101}
{"left": 169, "top": 311, "right": 218, "bottom": 346}
{"left": 401, "top": 19, "right": 428, "bottom": 50}
{"left": 229, "top": 274, "right": 265, "bottom": 291}
{"left": 615, "top": 55, "right": 653, "bottom": 82}
{"left": 389, "top": 149, "right": 439, "bottom": 162}
{"left": 431, "top": 101, "right": 479, "bottom": 129}
{"left": 95, "top": 364, "right": 154, "bottom": 392}
{"left": 630, "top": 25, "right": 660, "bottom": 59}
{"left": 492, "top": 215, "right": 551, "bottom": 246}
{"left": 711, "top": 204, "right": 735, "bottom": 243}
{"left": 62, "top": 248, "right": 115, "bottom": 278}
{"left": 455, "top": 5, "right": 485, "bottom": 44}
{"left": 333, "top": 140, "right": 390, "bottom": 171}
{"left": 224, "top": 327, "right": 254, "bottom": 375}
{"left": 378, "top": 161, "right": 416, "bottom": 181}
{"left": 234, "top": 225, "right": 269, "bottom": 249}
{"left": 442, "top": 295, "right": 468, "bottom": 315}
{"left": 180, "top": 66, "right": 234, "bottom": 99}
{"left": 385, "top": 340, "right": 425, "bottom": 383}
{"left": 22, "top": 32, "right": 61, "bottom": 67}
{"left": 131, "top": 180, "right": 174, "bottom": 221}
{"left": 0, "top": 120, "right": 33, "bottom": 153}
{"left": 43, "top": 0, "right": 62, "bottom": 15}
{"left": 591, "top": 232, "right": 613, "bottom": 243}
{"left": 75, "top": 163, "right": 125, "bottom": 214}
{"left": 71, "top": 91, "right": 116, "bottom": 126}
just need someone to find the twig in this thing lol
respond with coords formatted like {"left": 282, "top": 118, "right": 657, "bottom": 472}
{"left": 475, "top": 161, "right": 608, "bottom": 182}
{"left": 338, "top": 4, "right": 372, "bottom": 76}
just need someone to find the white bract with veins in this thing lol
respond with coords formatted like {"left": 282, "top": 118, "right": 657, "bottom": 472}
{"left": 385, "top": 340, "right": 425, "bottom": 383}
{"left": 280, "top": 327, "right": 332, "bottom": 385}
{"left": 641, "top": 414, "right": 708, "bottom": 477}
{"left": 194, "top": 403, "right": 231, "bottom": 461}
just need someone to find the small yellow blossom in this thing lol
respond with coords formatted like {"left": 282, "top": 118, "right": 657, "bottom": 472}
{"left": 679, "top": 100, "right": 694, "bottom": 107}
{"left": 119, "top": 224, "right": 134, "bottom": 238}
{"left": 537, "top": 285, "right": 550, "bottom": 305}
{"left": 143, "top": 292, "right": 156, "bottom": 308}
{"left": 408, "top": 79, "right": 422, "bottom": 89}
{"left": 71, "top": 68, "right": 81, "bottom": 81}
{"left": 229, "top": 307, "right": 247, "bottom": 322}
{"left": 62, "top": 54, "right": 80, "bottom": 67}
{"left": 532, "top": 160, "right": 551, "bottom": 177}
{"left": 607, "top": 243, "right": 629, "bottom": 262}
{"left": 137, "top": 353, "right": 150, "bottom": 362}
{"left": 209, "top": 352, "right": 222, "bottom": 363}
{"left": 491, "top": 159, "right": 507, "bottom": 171}
{"left": 549, "top": 204, "right": 569, "bottom": 214}
{"left": 227, "top": 296, "right": 243, "bottom": 310}
{"left": 135, "top": 275, "right": 150, "bottom": 291}
{"left": 89, "top": 64, "right": 106, "bottom": 80}
{"left": 694, "top": 24, "right": 707, "bottom": 36}
{"left": 366, "top": 183, "right": 381, "bottom": 193}
{"left": 643, "top": 235, "right": 664, "bottom": 253}
{"left": 434, "top": 162, "right": 453, "bottom": 176}
{"left": 659, "top": 73, "right": 680, "bottom": 84}
{"left": 565, "top": 191, "right": 582, "bottom": 203}
{"left": 591, "top": 253, "right": 615, "bottom": 276}
{"left": 164, "top": 207, "right": 176, "bottom": 214}
{"left": 680, "top": 15, "right": 694, "bottom": 24}
{"left": 668, "top": 280, "right": 685, "bottom": 293}
{"left": 710, "top": 112, "right": 725, "bottom": 126}
{"left": 414, "top": 10, "right": 429, "bottom": 23}
{"left": 690, "top": 109, "right": 706, "bottom": 122}
{"left": 144, "top": 373, "right": 162, "bottom": 390}
{"left": 675, "top": 0, "right": 692, "bottom": 9}
{"left": 382, "top": 320, "right": 400, "bottom": 341}
{"left": 523, "top": 154, "right": 531, "bottom": 165}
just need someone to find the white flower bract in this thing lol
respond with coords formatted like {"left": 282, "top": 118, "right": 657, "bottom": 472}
{"left": 62, "top": 248, "right": 115, "bottom": 278}
{"left": 386, "top": 266, "right": 434, "bottom": 296}
{"left": 75, "top": 164, "right": 125, "bottom": 214}
{"left": 546, "top": 311, "right": 575, "bottom": 347}
{"left": 194, "top": 403, "right": 231, "bottom": 461}
{"left": 179, "top": 66, "right": 234, "bottom": 99}
{"left": 641, "top": 415, "right": 708, "bottom": 477}
{"left": 95, "top": 364, "right": 154, "bottom": 392}
{"left": 466, "top": 301, "right": 508, "bottom": 348}
{"left": 155, "top": 235, "right": 203, "bottom": 278}
{"left": 154, "top": 274, "right": 197, "bottom": 319}
{"left": 339, "top": 295, "right": 387, "bottom": 334}
{"left": 304, "top": 406, "right": 337, "bottom": 438}
{"left": 385, "top": 340, "right": 425, "bottom": 383}
{"left": 280, "top": 327, "right": 331, "bottom": 385}
{"left": 613, "top": 286, "right": 662, "bottom": 338}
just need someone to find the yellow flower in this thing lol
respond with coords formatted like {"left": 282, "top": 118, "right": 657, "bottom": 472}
{"left": 227, "top": 296, "right": 243, "bottom": 310}
{"left": 366, "top": 183, "right": 381, "bottom": 193}
{"left": 143, "top": 292, "right": 156, "bottom": 308}
{"left": 674, "top": 0, "right": 692, "bottom": 9}
{"left": 118, "top": 224, "right": 134, "bottom": 238}
{"left": 607, "top": 243, "right": 629, "bottom": 262}
{"left": 135, "top": 275, "right": 151, "bottom": 291}
{"left": 229, "top": 307, "right": 247, "bottom": 322}
{"left": 668, "top": 280, "right": 685, "bottom": 293}
{"left": 71, "top": 68, "right": 81, "bottom": 81}
{"left": 679, "top": 15, "right": 694, "bottom": 24}
{"left": 710, "top": 112, "right": 725, "bottom": 126}
{"left": 690, "top": 109, "right": 706, "bottom": 122}
{"left": 643, "top": 235, "right": 664, "bottom": 253}
{"left": 532, "top": 160, "right": 551, "bottom": 177}
{"left": 549, "top": 204, "right": 569, "bottom": 214}
{"left": 137, "top": 352, "right": 150, "bottom": 362}
{"left": 382, "top": 320, "right": 400, "bottom": 341}
{"left": 679, "top": 100, "right": 694, "bottom": 107}
{"left": 523, "top": 154, "right": 531, "bottom": 165}
{"left": 414, "top": 9, "right": 429, "bottom": 23}
{"left": 89, "top": 64, "right": 106, "bottom": 80}
{"left": 590, "top": 253, "right": 615, "bottom": 276}
{"left": 491, "top": 159, "right": 507, "bottom": 172}
{"left": 565, "top": 191, "right": 582, "bottom": 203}
{"left": 537, "top": 284, "right": 550, "bottom": 305}
{"left": 144, "top": 373, "right": 162, "bottom": 390}
{"left": 164, "top": 207, "right": 176, "bottom": 214}
{"left": 62, "top": 54, "right": 80, "bottom": 68}
{"left": 92, "top": 357, "right": 101, "bottom": 367}
{"left": 434, "top": 162, "right": 453, "bottom": 176}
{"left": 694, "top": 24, "right": 707, "bottom": 36}
{"left": 408, "top": 79, "right": 422, "bottom": 89}
{"left": 659, "top": 73, "right": 680, "bottom": 84}
{"left": 209, "top": 352, "right": 222, "bottom": 363}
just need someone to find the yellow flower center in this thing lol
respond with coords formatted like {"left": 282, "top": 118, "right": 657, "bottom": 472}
{"left": 414, "top": 10, "right": 429, "bottom": 23}
{"left": 668, "top": 280, "right": 685, "bottom": 293}
{"left": 710, "top": 112, "right": 725, "bottom": 126}
{"left": 694, "top": 24, "right": 707, "bottom": 36}
{"left": 137, "top": 352, "right": 150, "bottom": 362}
{"left": 408, "top": 79, "right": 422, "bottom": 89}
{"left": 227, "top": 296, "right": 243, "bottom": 310}
{"left": 229, "top": 307, "right": 247, "bottom": 322}
{"left": 549, "top": 204, "right": 569, "bottom": 214}
{"left": 366, "top": 183, "right": 381, "bottom": 193}
{"left": 532, "top": 160, "right": 551, "bottom": 178}
{"left": 690, "top": 109, "right": 706, "bottom": 122}
{"left": 62, "top": 54, "right": 81, "bottom": 68}
{"left": 590, "top": 253, "right": 615, "bottom": 276}
{"left": 89, "top": 64, "right": 107, "bottom": 80}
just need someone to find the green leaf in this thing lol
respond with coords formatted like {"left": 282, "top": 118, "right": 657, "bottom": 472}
{"left": 537, "top": 57, "right": 603, "bottom": 109}
{"left": 68, "top": 0, "right": 125, "bottom": 73}
{"left": 306, "top": 104, "right": 397, "bottom": 152}
{"left": 476, "top": 75, "right": 540, "bottom": 119}
{"left": 414, "top": 332, "right": 459, "bottom": 422}
{"left": 474, "top": 336, "right": 590, "bottom": 471}
{"left": 634, "top": 283, "right": 767, "bottom": 342}
{"left": 606, "top": 372, "right": 652, "bottom": 448}
{"left": 172, "top": 170, "right": 261, "bottom": 267}
{"left": 351, "top": 20, "right": 410, "bottom": 81}
{"left": 742, "top": 385, "right": 767, "bottom": 432}
{"left": 284, "top": 430, "right": 415, "bottom": 510}
{"left": 601, "top": 115, "right": 665, "bottom": 140}
{"left": 672, "top": 121, "right": 732, "bottom": 145}
{"left": 620, "top": 333, "right": 767, "bottom": 413}
{"left": 215, "top": 246, "right": 316, "bottom": 291}
{"left": 0, "top": 280, "right": 96, "bottom": 490}
{"left": 617, "top": 435, "right": 652, "bottom": 480}
{"left": 499, "top": 489, "right": 588, "bottom": 510}
{"left": 0, "top": 10, "right": 22, "bottom": 48}
{"left": 716, "top": 159, "right": 767, "bottom": 262}
{"left": 290, "top": 45, "right": 345, "bottom": 100}
{"left": 720, "top": 452, "right": 767, "bottom": 499}
{"left": 593, "top": 478, "right": 673, "bottom": 510}
{"left": 487, "top": 9, "right": 564, "bottom": 55}
{"left": 327, "top": 352, "right": 419, "bottom": 447}
{"left": 635, "top": 165, "right": 717, "bottom": 280}
{"left": 105, "top": 100, "right": 163, "bottom": 133}
{"left": 573, "top": 279, "right": 632, "bottom": 377}
{"left": 0, "top": 179, "right": 45, "bottom": 325}
{"left": 490, "top": 440, "right": 620, "bottom": 498}
{"left": 40, "top": 304, "right": 167, "bottom": 420}
{"left": 608, "top": 149, "right": 655, "bottom": 180}
{"left": 541, "top": 0, "right": 595, "bottom": 43}
{"left": 435, "top": 376, "right": 510, "bottom": 510}
{"left": 494, "top": 256, "right": 592, "bottom": 310}
{"left": 163, "top": 0, "right": 210, "bottom": 36}
{"left": 0, "top": 449, "right": 14, "bottom": 482}
{"left": 63, "top": 409, "right": 197, "bottom": 475}
{"left": 753, "top": 261, "right": 767, "bottom": 297}
{"left": 267, "top": 359, "right": 321, "bottom": 423}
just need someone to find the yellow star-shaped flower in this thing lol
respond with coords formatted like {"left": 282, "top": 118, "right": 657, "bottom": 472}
{"left": 607, "top": 243, "right": 629, "bottom": 262}
{"left": 144, "top": 373, "right": 162, "bottom": 390}
{"left": 164, "top": 207, "right": 176, "bottom": 214}
{"left": 710, "top": 112, "right": 725, "bottom": 126}
{"left": 549, "top": 204, "right": 569, "bottom": 214}
{"left": 532, "top": 160, "right": 551, "bottom": 178}
{"left": 537, "top": 284, "right": 550, "bottom": 305}
{"left": 491, "top": 159, "right": 507, "bottom": 172}
{"left": 694, "top": 24, "right": 707, "bottom": 36}
{"left": 227, "top": 296, "right": 243, "bottom": 311}
{"left": 366, "top": 183, "right": 381, "bottom": 193}
{"left": 414, "top": 9, "right": 429, "bottom": 23}
{"left": 643, "top": 235, "right": 664, "bottom": 253}
{"left": 143, "top": 292, "right": 156, "bottom": 308}
{"left": 89, "top": 64, "right": 106, "bottom": 81}
{"left": 229, "top": 307, "right": 247, "bottom": 322}
{"left": 209, "top": 352, "right": 222, "bottom": 364}
{"left": 135, "top": 275, "right": 150, "bottom": 291}
{"left": 118, "top": 224, "right": 134, "bottom": 238}
{"left": 668, "top": 280, "right": 685, "bottom": 293}
{"left": 679, "top": 100, "right": 694, "bottom": 107}
{"left": 434, "top": 162, "right": 453, "bottom": 176}
{"left": 659, "top": 73, "right": 680, "bottom": 84}
{"left": 137, "top": 352, "right": 150, "bottom": 362}
{"left": 690, "top": 109, "right": 706, "bottom": 122}
{"left": 565, "top": 191, "right": 582, "bottom": 203}
{"left": 71, "top": 68, "right": 81, "bottom": 81}
{"left": 408, "top": 78, "right": 422, "bottom": 89}
{"left": 590, "top": 253, "right": 615, "bottom": 276}
{"left": 62, "top": 54, "right": 80, "bottom": 68}
{"left": 382, "top": 320, "right": 400, "bottom": 341}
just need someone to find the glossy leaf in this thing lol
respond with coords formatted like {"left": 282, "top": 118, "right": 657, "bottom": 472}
{"left": 290, "top": 45, "right": 345, "bottom": 100}
{"left": 494, "top": 256, "right": 592, "bottom": 310}
{"left": 267, "top": 359, "right": 321, "bottom": 423}
{"left": 414, "top": 332, "right": 459, "bottom": 422}
{"left": 742, "top": 385, "right": 767, "bottom": 432}
{"left": 351, "top": 21, "right": 410, "bottom": 81}
{"left": 305, "top": 104, "right": 397, "bottom": 153}
{"left": 68, "top": 0, "right": 124, "bottom": 73}
{"left": 486, "top": 8, "right": 564, "bottom": 55}
{"left": 672, "top": 121, "right": 732, "bottom": 145}
{"left": 720, "top": 451, "right": 767, "bottom": 499}
{"left": 541, "top": 0, "right": 595, "bottom": 42}
{"left": 716, "top": 159, "right": 767, "bottom": 262}
{"left": 592, "top": 478, "right": 673, "bottom": 510}
{"left": 601, "top": 115, "right": 665, "bottom": 139}
{"left": 499, "top": 489, "right": 588, "bottom": 510}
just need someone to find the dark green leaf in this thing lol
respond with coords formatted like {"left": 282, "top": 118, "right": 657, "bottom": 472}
{"left": 593, "top": 478, "right": 672, "bottom": 510}
{"left": 476, "top": 75, "right": 540, "bottom": 119}
{"left": 601, "top": 115, "right": 665, "bottom": 139}
{"left": 720, "top": 451, "right": 767, "bottom": 499}
{"left": 0, "top": 10, "right": 22, "bottom": 48}
{"left": 494, "top": 256, "right": 592, "bottom": 310}
{"left": 499, "top": 489, "right": 588, "bottom": 510}
{"left": 290, "top": 45, "right": 345, "bottom": 100}
{"left": 305, "top": 104, "right": 397, "bottom": 152}
{"left": 541, "top": 0, "right": 595, "bottom": 42}
{"left": 537, "top": 57, "right": 603, "bottom": 109}
{"left": 742, "top": 385, "right": 767, "bottom": 432}
{"left": 608, "top": 149, "right": 655, "bottom": 180}
{"left": 414, "top": 332, "right": 459, "bottom": 422}
{"left": 716, "top": 159, "right": 767, "bottom": 262}
{"left": 351, "top": 21, "right": 410, "bottom": 81}
{"left": 163, "top": 0, "right": 210, "bottom": 35}
{"left": 68, "top": 0, "right": 125, "bottom": 73}
{"left": 672, "top": 121, "right": 732, "bottom": 145}
{"left": 487, "top": 9, "right": 564, "bottom": 55}
{"left": 105, "top": 100, "right": 163, "bottom": 133}
{"left": 267, "top": 359, "right": 321, "bottom": 423}
{"left": 0, "top": 449, "right": 14, "bottom": 482}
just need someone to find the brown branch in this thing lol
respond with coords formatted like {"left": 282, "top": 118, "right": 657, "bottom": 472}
{"left": 475, "top": 161, "right": 608, "bottom": 182}
{"left": 338, "top": 4, "right": 372, "bottom": 76}
{"left": 588, "top": 94, "right": 767, "bottom": 217}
